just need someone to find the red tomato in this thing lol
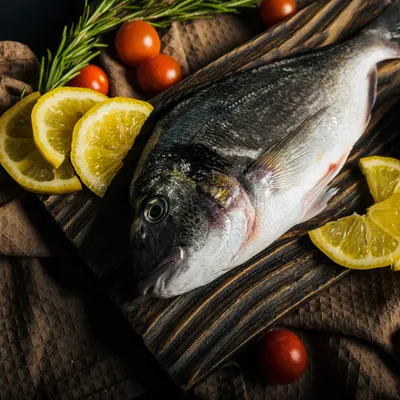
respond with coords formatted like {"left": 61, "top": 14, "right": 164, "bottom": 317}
{"left": 68, "top": 65, "right": 109, "bottom": 95}
{"left": 137, "top": 54, "right": 182, "bottom": 96}
{"left": 257, "top": 329, "right": 307, "bottom": 384}
{"left": 115, "top": 20, "right": 161, "bottom": 67}
{"left": 259, "top": 0, "right": 297, "bottom": 28}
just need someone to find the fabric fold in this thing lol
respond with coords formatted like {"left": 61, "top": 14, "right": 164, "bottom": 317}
{"left": 0, "top": 2, "right": 399, "bottom": 398}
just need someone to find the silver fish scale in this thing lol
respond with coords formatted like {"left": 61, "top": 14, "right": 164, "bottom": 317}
{"left": 148, "top": 45, "right": 348, "bottom": 179}
{"left": 130, "top": 0, "right": 400, "bottom": 297}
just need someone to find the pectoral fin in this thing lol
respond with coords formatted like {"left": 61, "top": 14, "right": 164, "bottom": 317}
{"left": 300, "top": 149, "right": 350, "bottom": 223}
{"left": 244, "top": 107, "right": 330, "bottom": 190}
{"left": 300, "top": 187, "right": 339, "bottom": 223}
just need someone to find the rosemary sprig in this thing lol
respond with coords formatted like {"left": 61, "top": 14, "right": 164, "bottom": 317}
{"left": 38, "top": 0, "right": 259, "bottom": 93}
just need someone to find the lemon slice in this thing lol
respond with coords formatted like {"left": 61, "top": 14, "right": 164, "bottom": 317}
{"left": 393, "top": 263, "right": 400, "bottom": 271}
{"left": 32, "top": 87, "right": 107, "bottom": 168}
{"left": 369, "top": 193, "right": 400, "bottom": 272}
{"left": 359, "top": 156, "right": 400, "bottom": 271}
{"left": 71, "top": 97, "right": 153, "bottom": 197}
{"left": 309, "top": 192, "right": 400, "bottom": 269}
{"left": 0, "top": 92, "right": 82, "bottom": 194}
{"left": 359, "top": 156, "right": 400, "bottom": 203}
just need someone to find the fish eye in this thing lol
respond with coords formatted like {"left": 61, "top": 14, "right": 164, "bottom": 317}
{"left": 143, "top": 197, "right": 168, "bottom": 224}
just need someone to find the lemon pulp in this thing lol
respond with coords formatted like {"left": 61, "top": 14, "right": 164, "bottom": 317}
{"left": 32, "top": 87, "right": 107, "bottom": 168}
{"left": 0, "top": 92, "right": 82, "bottom": 194}
{"left": 71, "top": 97, "right": 153, "bottom": 197}
{"left": 359, "top": 156, "right": 400, "bottom": 203}
{"left": 309, "top": 176, "right": 400, "bottom": 272}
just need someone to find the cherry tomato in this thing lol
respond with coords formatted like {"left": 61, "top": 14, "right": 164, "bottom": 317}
{"left": 257, "top": 329, "right": 307, "bottom": 384}
{"left": 68, "top": 65, "right": 109, "bottom": 95}
{"left": 137, "top": 54, "right": 182, "bottom": 96}
{"left": 115, "top": 20, "right": 161, "bottom": 67}
{"left": 259, "top": 0, "right": 297, "bottom": 28}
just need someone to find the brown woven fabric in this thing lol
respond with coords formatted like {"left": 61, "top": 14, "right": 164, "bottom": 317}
{"left": 0, "top": 256, "right": 154, "bottom": 400}
{"left": 0, "top": 39, "right": 168, "bottom": 400}
{"left": 99, "top": 14, "right": 254, "bottom": 100}
{"left": 206, "top": 270, "right": 400, "bottom": 400}
{"left": 0, "top": 42, "right": 39, "bottom": 114}
{"left": 191, "top": 276, "right": 400, "bottom": 400}
{"left": 0, "top": 1, "right": 399, "bottom": 399}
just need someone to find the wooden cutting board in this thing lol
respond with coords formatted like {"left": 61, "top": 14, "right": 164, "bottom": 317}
{"left": 39, "top": 0, "right": 400, "bottom": 390}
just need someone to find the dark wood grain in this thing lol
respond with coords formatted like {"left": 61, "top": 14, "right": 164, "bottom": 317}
{"left": 39, "top": 0, "right": 400, "bottom": 390}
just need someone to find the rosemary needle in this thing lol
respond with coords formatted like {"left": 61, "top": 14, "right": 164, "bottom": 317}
{"left": 38, "top": 0, "right": 258, "bottom": 94}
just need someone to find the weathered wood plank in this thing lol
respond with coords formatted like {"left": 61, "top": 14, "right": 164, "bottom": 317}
{"left": 122, "top": 95, "right": 400, "bottom": 389}
{"left": 39, "top": 0, "right": 399, "bottom": 390}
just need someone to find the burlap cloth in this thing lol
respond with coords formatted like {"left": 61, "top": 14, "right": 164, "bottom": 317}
{"left": 0, "top": 1, "right": 399, "bottom": 399}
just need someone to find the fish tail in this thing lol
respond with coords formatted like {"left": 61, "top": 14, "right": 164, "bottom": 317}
{"left": 360, "top": 0, "right": 400, "bottom": 55}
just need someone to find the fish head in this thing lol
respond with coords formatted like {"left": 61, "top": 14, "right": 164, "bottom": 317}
{"left": 130, "top": 165, "right": 254, "bottom": 298}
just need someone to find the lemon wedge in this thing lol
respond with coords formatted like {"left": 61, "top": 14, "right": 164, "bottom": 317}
{"left": 32, "top": 87, "right": 107, "bottom": 168}
{"left": 309, "top": 192, "right": 400, "bottom": 270}
{"left": 393, "top": 263, "right": 400, "bottom": 271}
{"left": 71, "top": 97, "right": 153, "bottom": 197}
{"left": 359, "top": 155, "right": 400, "bottom": 271}
{"left": 0, "top": 92, "right": 82, "bottom": 194}
{"left": 359, "top": 156, "right": 400, "bottom": 203}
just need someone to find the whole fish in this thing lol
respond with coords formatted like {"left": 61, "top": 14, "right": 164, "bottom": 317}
{"left": 129, "top": 2, "right": 400, "bottom": 298}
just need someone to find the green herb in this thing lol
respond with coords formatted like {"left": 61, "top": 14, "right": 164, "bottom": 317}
{"left": 20, "top": 87, "right": 27, "bottom": 99}
{"left": 38, "top": 0, "right": 259, "bottom": 94}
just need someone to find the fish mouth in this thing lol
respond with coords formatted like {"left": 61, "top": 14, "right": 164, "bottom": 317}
{"left": 137, "top": 246, "right": 185, "bottom": 296}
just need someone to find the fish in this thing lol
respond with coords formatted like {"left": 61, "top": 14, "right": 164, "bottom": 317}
{"left": 129, "top": 1, "right": 400, "bottom": 298}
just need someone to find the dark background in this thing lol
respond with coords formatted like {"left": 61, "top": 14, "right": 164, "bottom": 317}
{"left": 0, "top": 0, "right": 83, "bottom": 57}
